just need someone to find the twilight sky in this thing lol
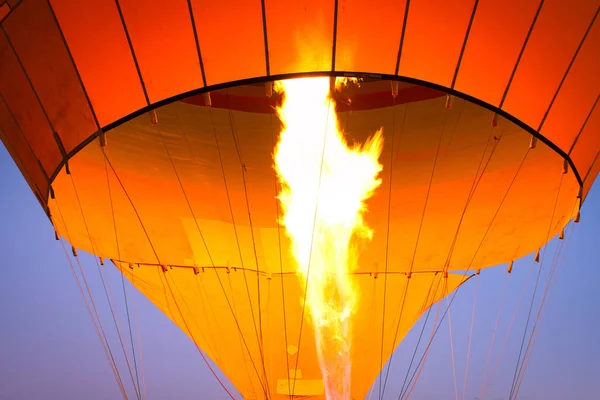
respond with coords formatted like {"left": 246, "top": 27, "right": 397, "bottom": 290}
{"left": 0, "top": 144, "right": 598, "bottom": 400}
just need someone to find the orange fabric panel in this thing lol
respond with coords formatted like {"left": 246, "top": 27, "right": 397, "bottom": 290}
{"left": 190, "top": 0, "right": 265, "bottom": 86}
{"left": 0, "top": 30, "right": 60, "bottom": 176}
{"left": 49, "top": 0, "right": 148, "bottom": 127}
{"left": 117, "top": 0, "right": 203, "bottom": 103}
{"left": 2, "top": 0, "right": 97, "bottom": 154}
{"left": 265, "top": 0, "right": 335, "bottom": 75}
{"left": 0, "top": 97, "right": 48, "bottom": 199}
{"left": 398, "top": 0, "right": 476, "bottom": 87}
{"left": 571, "top": 103, "right": 600, "bottom": 185}
{"left": 539, "top": 14, "right": 600, "bottom": 152}
{"left": 502, "top": 0, "right": 599, "bottom": 130}
{"left": 335, "top": 0, "right": 407, "bottom": 74}
{"left": 453, "top": 0, "right": 540, "bottom": 106}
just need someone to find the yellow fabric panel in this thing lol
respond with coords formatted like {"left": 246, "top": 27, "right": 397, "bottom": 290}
{"left": 114, "top": 262, "right": 467, "bottom": 399}
{"left": 49, "top": 95, "right": 579, "bottom": 274}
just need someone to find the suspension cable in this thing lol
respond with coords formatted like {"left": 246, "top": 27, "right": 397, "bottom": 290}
{"left": 461, "top": 274, "right": 479, "bottom": 400}
{"left": 69, "top": 174, "right": 141, "bottom": 400}
{"left": 101, "top": 148, "right": 236, "bottom": 399}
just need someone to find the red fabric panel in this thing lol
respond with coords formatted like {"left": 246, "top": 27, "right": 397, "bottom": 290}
{"left": 3, "top": 0, "right": 97, "bottom": 154}
{"left": 0, "top": 29, "right": 60, "bottom": 176}
{"left": 118, "top": 0, "right": 203, "bottom": 103}
{"left": 398, "top": 0, "right": 476, "bottom": 87}
{"left": 50, "top": 0, "right": 148, "bottom": 127}
{"left": 0, "top": 3, "right": 10, "bottom": 21}
{"left": 0, "top": 96, "right": 49, "bottom": 199}
{"left": 190, "top": 0, "right": 265, "bottom": 86}
{"left": 502, "top": 0, "right": 599, "bottom": 130}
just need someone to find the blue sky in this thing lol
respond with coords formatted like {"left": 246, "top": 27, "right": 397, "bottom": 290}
{"left": 1, "top": 144, "right": 598, "bottom": 400}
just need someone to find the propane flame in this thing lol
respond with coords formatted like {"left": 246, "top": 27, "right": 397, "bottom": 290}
{"left": 273, "top": 77, "right": 384, "bottom": 399}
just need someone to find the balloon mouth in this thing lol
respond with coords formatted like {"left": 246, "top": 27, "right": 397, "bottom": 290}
{"left": 50, "top": 72, "right": 580, "bottom": 276}
{"left": 177, "top": 75, "right": 445, "bottom": 116}
{"left": 44, "top": 72, "right": 583, "bottom": 208}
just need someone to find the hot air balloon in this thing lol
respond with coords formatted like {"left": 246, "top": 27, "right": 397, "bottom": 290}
{"left": 0, "top": 0, "right": 598, "bottom": 399}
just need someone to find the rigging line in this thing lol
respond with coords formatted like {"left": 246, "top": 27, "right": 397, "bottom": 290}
{"left": 160, "top": 268, "right": 236, "bottom": 400}
{"left": 513, "top": 207, "right": 576, "bottom": 397}
{"left": 103, "top": 154, "right": 144, "bottom": 398}
{"left": 152, "top": 121, "right": 266, "bottom": 399}
{"left": 291, "top": 84, "right": 333, "bottom": 399}
{"left": 441, "top": 113, "right": 502, "bottom": 273}
{"left": 402, "top": 142, "right": 531, "bottom": 399}
{"left": 380, "top": 272, "right": 411, "bottom": 398}
{"left": 168, "top": 270, "right": 242, "bottom": 396}
{"left": 224, "top": 90, "right": 270, "bottom": 397}
{"left": 513, "top": 222, "right": 575, "bottom": 399}
{"left": 110, "top": 263, "right": 455, "bottom": 276}
{"left": 193, "top": 273, "right": 235, "bottom": 380}
{"left": 461, "top": 273, "right": 479, "bottom": 400}
{"left": 130, "top": 274, "right": 147, "bottom": 400}
{"left": 172, "top": 112, "right": 259, "bottom": 400}
{"left": 512, "top": 248, "right": 564, "bottom": 399}
{"left": 100, "top": 148, "right": 237, "bottom": 399}
{"left": 56, "top": 236, "right": 129, "bottom": 400}
{"left": 508, "top": 261, "right": 548, "bottom": 400}
{"left": 516, "top": 241, "right": 565, "bottom": 381}
{"left": 269, "top": 104, "right": 292, "bottom": 400}
{"left": 478, "top": 271, "right": 510, "bottom": 400}
{"left": 396, "top": 277, "right": 440, "bottom": 399}
{"left": 396, "top": 100, "right": 469, "bottom": 399}
{"left": 195, "top": 272, "right": 227, "bottom": 367}
{"left": 381, "top": 101, "right": 448, "bottom": 400}
{"left": 378, "top": 96, "right": 398, "bottom": 400}
{"left": 481, "top": 258, "right": 537, "bottom": 400}
{"left": 508, "top": 174, "right": 564, "bottom": 400}
{"left": 447, "top": 297, "right": 459, "bottom": 400}
{"left": 364, "top": 280, "right": 380, "bottom": 400}
{"left": 405, "top": 109, "right": 499, "bottom": 399}
{"left": 53, "top": 201, "right": 129, "bottom": 399}
{"left": 167, "top": 266, "right": 221, "bottom": 363}
{"left": 401, "top": 278, "right": 447, "bottom": 400}
{"left": 467, "top": 147, "right": 531, "bottom": 270}
{"left": 210, "top": 102, "right": 268, "bottom": 381}
{"left": 68, "top": 174, "right": 141, "bottom": 400}
{"left": 399, "top": 274, "right": 475, "bottom": 400}
{"left": 207, "top": 107, "right": 271, "bottom": 399}
{"left": 226, "top": 270, "right": 261, "bottom": 400}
